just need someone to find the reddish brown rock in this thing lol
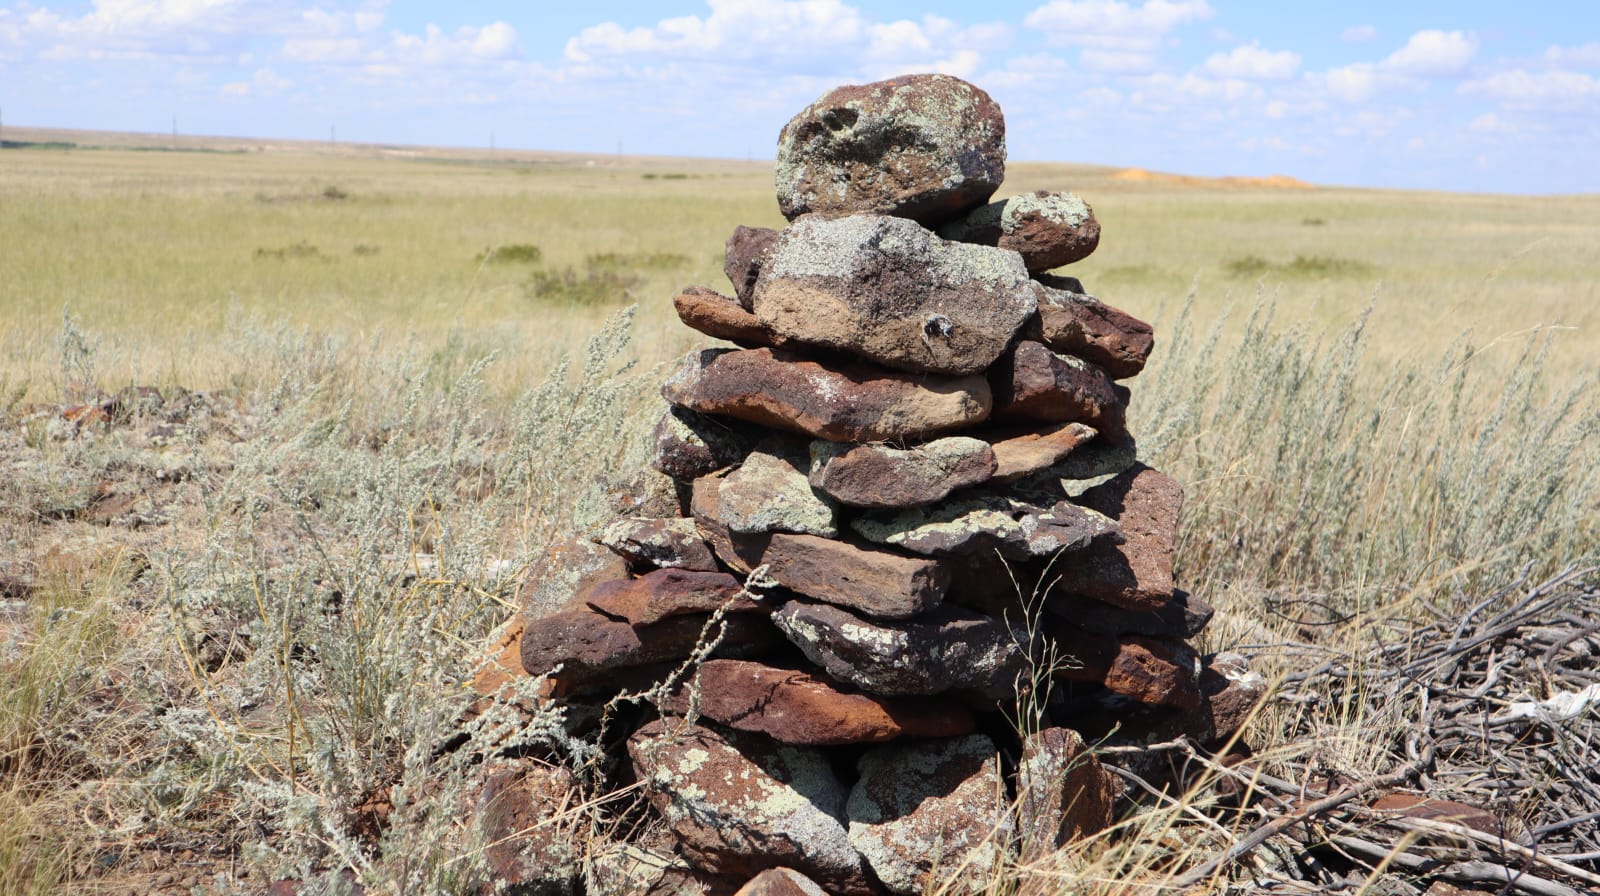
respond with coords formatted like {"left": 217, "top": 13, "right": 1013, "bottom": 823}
{"left": 731, "top": 868, "right": 829, "bottom": 896}
{"left": 663, "top": 659, "right": 975, "bottom": 745}
{"left": 1191, "top": 651, "right": 1265, "bottom": 744}
{"left": 628, "top": 721, "right": 876, "bottom": 895}
{"left": 1047, "top": 589, "right": 1214, "bottom": 639}
{"left": 775, "top": 74, "right": 1005, "bottom": 227}
{"left": 517, "top": 535, "right": 631, "bottom": 618}
{"left": 596, "top": 516, "right": 718, "bottom": 572}
{"left": 809, "top": 436, "right": 997, "bottom": 509}
{"left": 1045, "top": 622, "right": 1200, "bottom": 710}
{"left": 847, "top": 734, "right": 1013, "bottom": 894}
{"left": 520, "top": 606, "right": 777, "bottom": 685}
{"left": 472, "top": 759, "right": 581, "bottom": 893}
{"left": 1017, "top": 727, "right": 1121, "bottom": 857}
{"left": 938, "top": 191, "right": 1101, "bottom": 273}
{"left": 663, "top": 347, "right": 992, "bottom": 443}
{"left": 1051, "top": 464, "right": 1182, "bottom": 611}
{"left": 1027, "top": 277, "right": 1154, "bottom": 379}
{"left": 752, "top": 214, "right": 1038, "bottom": 375}
{"left": 984, "top": 421, "right": 1097, "bottom": 481}
{"left": 651, "top": 405, "right": 760, "bottom": 482}
{"left": 694, "top": 473, "right": 948, "bottom": 620}
{"left": 584, "top": 569, "right": 761, "bottom": 626}
{"left": 673, "top": 286, "right": 785, "bottom": 349}
{"left": 989, "top": 340, "right": 1127, "bottom": 437}
{"left": 1370, "top": 793, "right": 1509, "bottom": 839}
{"left": 600, "top": 467, "right": 687, "bottom": 518}
{"left": 724, "top": 225, "right": 781, "bottom": 308}
{"left": 773, "top": 601, "right": 1028, "bottom": 701}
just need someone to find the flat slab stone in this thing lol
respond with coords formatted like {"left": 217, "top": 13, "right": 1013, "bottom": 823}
{"left": 663, "top": 347, "right": 992, "bottom": 443}
{"left": 628, "top": 721, "right": 876, "bottom": 895}
{"left": 718, "top": 441, "right": 839, "bottom": 537}
{"left": 596, "top": 516, "right": 718, "bottom": 572}
{"left": 752, "top": 214, "right": 1038, "bottom": 375}
{"left": 651, "top": 405, "right": 759, "bottom": 482}
{"left": 1051, "top": 463, "right": 1183, "bottom": 611}
{"left": 1016, "top": 727, "right": 1120, "bottom": 858}
{"left": 809, "top": 436, "right": 996, "bottom": 509}
{"left": 939, "top": 190, "right": 1101, "bottom": 273}
{"left": 983, "top": 421, "right": 1098, "bottom": 481}
{"left": 1008, "top": 436, "right": 1139, "bottom": 500}
{"left": 851, "top": 492, "right": 1119, "bottom": 560}
{"left": 583, "top": 568, "right": 760, "bottom": 626}
{"left": 989, "top": 340, "right": 1127, "bottom": 437}
{"left": 692, "top": 472, "right": 947, "bottom": 620}
{"left": 520, "top": 606, "right": 777, "bottom": 686}
{"left": 1028, "top": 276, "right": 1154, "bottom": 379}
{"left": 724, "top": 225, "right": 781, "bottom": 308}
{"left": 775, "top": 74, "right": 1005, "bottom": 227}
{"left": 673, "top": 286, "right": 785, "bottom": 349}
{"left": 1046, "top": 620, "right": 1200, "bottom": 710}
{"left": 773, "top": 601, "right": 1028, "bottom": 701}
{"left": 1047, "top": 588, "right": 1213, "bottom": 638}
{"left": 847, "top": 734, "right": 1013, "bottom": 894}
{"left": 663, "top": 659, "right": 975, "bottom": 745}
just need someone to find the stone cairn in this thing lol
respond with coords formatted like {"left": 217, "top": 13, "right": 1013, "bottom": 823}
{"left": 475, "top": 74, "right": 1264, "bottom": 896}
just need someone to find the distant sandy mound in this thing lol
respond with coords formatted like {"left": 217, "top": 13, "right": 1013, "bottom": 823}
{"left": 1113, "top": 167, "right": 1313, "bottom": 189}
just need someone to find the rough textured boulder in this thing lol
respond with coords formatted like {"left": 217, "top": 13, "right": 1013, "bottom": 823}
{"left": 775, "top": 74, "right": 1005, "bottom": 227}
{"left": 851, "top": 491, "right": 1118, "bottom": 560}
{"left": 472, "top": 759, "right": 581, "bottom": 894}
{"left": 809, "top": 437, "right": 996, "bottom": 509}
{"left": 1027, "top": 277, "right": 1154, "bottom": 379}
{"left": 1047, "top": 622, "right": 1201, "bottom": 710}
{"left": 1050, "top": 464, "right": 1183, "bottom": 611}
{"left": 773, "top": 601, "right": 1028, "bottom": 701}
{"left": 989, "top": 340, "right": 1127, "bottom": 436}
{"left": 583, "top": 569, "right": 760, "bottom": 626}
{"left": 628, "top": 722, "right": 876, "bottom": 895}
{"left": 939, "top": 191, "right": 1100, "bottom": 273}
{"left": 847, "top": 734, "right": 1013, "bottom": 894}
{"left": 596, "top": 516, "right": 718, "bottom": 572}
{"left": 673, "top": 286, "right": 784, "bottom": 349}
{"left": 520, "top": 607, "right": 777, "bottom": 685}
{"left": 663, "top": 347, "right": 992, "bottom": 443}
{"left": 984, "top": 421, "right": 1097, "bottom": 481}
{"left": 724, "top": 225, "right": 781, "bottom": 308}
{"left": 663, "top": 659, "right": 975, "bottom": 745}
{"left": 651, "top": 406, "right": 759, "bottom": 482}
{"left": 718, "top": 442, "right": 839, "bottom": 537}
{"left": 1016, "top": 728, "right": 1120, "bottom": 857}
{"left": 752, "top": 214, "right": 1037, "bottom": 375}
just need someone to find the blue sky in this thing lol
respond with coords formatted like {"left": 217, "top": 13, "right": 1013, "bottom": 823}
{"left": 2, "top": 1, "right": 1597, "bottom": 193}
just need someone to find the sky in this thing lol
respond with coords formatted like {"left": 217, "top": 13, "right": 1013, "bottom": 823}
{"left": 2, "top": 1, "right": 1598, "bottom": 193}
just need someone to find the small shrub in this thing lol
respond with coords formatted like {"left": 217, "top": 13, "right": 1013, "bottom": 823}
{"left": 1301, "top": 217, "right": 1326, "bottom": 226}
{"left": 1224, "top": 255, "right": 1272, "bottom": 277}
{"left": 254, "top": 241, "right": 325, "bottom": 261}
{"left": 322, "top": 185, "right": 350, "bottom": 201}
{"left": 526, "top": 268, "right": 639, "bottom": 305}
{"left": 351, "top": 244, "right": 380, "bottom": 257}
{"left": 476, "top": 243, "right": 542, "bottom": 265}
{"left": 585, "top": 251, "right": 690, "bottom": 271}
{"left": 1285, "top": 254, "right": 1372, "bottom": 277}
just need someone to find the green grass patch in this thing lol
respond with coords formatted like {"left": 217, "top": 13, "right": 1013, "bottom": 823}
{"left": 476, "top": 243, "right": 543, "bottom": 265}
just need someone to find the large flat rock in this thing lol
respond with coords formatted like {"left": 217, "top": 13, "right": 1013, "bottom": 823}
{"left": 775, "top": 74, "right": 1005, "bottom": 227}
{"left": 673, "top": 286, "right": 785, "bottom": 349}
{"left": 752, "top": 214, "right": 1037, "bottom": 375}
{"left": 520, "top": 606, "right": 777, "bottom": 686}
{"left": 583, "top": 568, "right": 760, "bottom": 626}
{"left": 851, "top": 491, "right": 1119, "bottom": 560}
{"left": 663, "top": 347, "right": 991, "bottom": 443}
{"left": 809, "top": 436, "right": 996, "bottom": 509}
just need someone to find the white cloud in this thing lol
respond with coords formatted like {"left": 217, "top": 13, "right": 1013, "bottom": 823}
{"left": 1321, "top": 62, "right": 1379, "bottom": 102}
{"left": 1542, "top": 42, "right": 1600, "bottom": 69}
{"left": 1024, "top": 0, "right": 1210, "bottom": 73}
{"left": 1469, "top": 112, "right": 1508, "bottom": 133}
{"left": 1460, "top": 68, "right": 1600, "bottom": 107}
{"left": 1384, "top": 29, "right": 1477, "bottom": 77}
{"left": 1201, "top": 42, "right": 1299, "bottom": 80}
{"left": 1342, "top": 25, "right": 1377, "bottom": 43}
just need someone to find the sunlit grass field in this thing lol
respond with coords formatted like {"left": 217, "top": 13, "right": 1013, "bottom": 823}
{"left": 1, "top": 130, "right": 1597, "bottom": 894}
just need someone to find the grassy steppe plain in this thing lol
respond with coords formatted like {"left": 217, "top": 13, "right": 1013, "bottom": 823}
{"left": 1, "top": 131, "right": 1597, "bottom": 894}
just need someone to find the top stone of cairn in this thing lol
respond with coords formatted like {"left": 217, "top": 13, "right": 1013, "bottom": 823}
{"left": 775, "top": 74, "right": 1006, "bottom": 228}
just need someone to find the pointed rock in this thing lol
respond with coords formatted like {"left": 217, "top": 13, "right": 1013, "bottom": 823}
{"left": 628, "top": 721, "right": 876, "bottom": 895}
{"left": 984, "top": 421, "right": 1097, "bottom": 481}
{"left": 989, "top": 340, "right": 1127, "bottom": 437}
{"left": 673, "top": 286, "right": 786, "bottom": 349}
{"left": 718, "top": 441, "right": 838, "bottom": 537}
{"left": 1050, "top": 463, "right": 1182, "bottom": 611}
{"left": 773, "top": 601, "right": 1028, "bottom": 701}
{"left": 583, "top": 569, "right": 760, "bottom": 626}
{"left": 852, "top": 492, "right": 1118, "bottom": 560}
{"left": 1026, "top": 276, "right": 1154, "bottom": 379}
{"left": 663, "top": 347, "right": 992, "bottom": 443}
{"left": 847, "top": 734, "right": 1013, "bottom": 894}
{"left": 724, "top": 225, "right": 781, "bottom": 308}
{"left": 596, "top": 516, "right": 718, "bottom": 572}
{"left": 938, "top": 190, "right": 1101, "bottom": 273}
{"left": 663, "top": 659, "right": 975, "bottom": 745}
{"left": 775, "top": 74, "right": 1005, "bottom": 227}
{"left": 752, "top": 214, "right": 1038, "bottom": 375}
{"left": 810, "top": 436, "right": 996, "bottom": 509}
{"left": 1016, "top": 727, "right": 1120, "bottom": 857}
{"left": 731, "top": 868, "right": 829, "bottom": 896}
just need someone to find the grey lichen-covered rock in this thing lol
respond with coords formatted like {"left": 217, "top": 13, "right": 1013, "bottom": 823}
{"left": 752, "top": 214, "right": 1037, "bottom": 375}
{"left": 1010, "top": 436, "right": 1139, "bottom": 498}
{"left": 661, "top": 347, "right": 992, "bottom": 443}
{"left": 772, "top": 601, "right": 1029, "bottom": 701}
{"left": 1025, "top": 276, "right": 1154, "bottom": 379}
{"left": 516, "top": 534, "right": 631, "bottom": 619}
{"left": 724, "top": 225, "right": 781, "bottom": 308}
{"left": 939, "top": 190, "right": 1101, "bottom": 273}
{"left": 847, "top": 734, "right": 1013, "bottom": 894}
{"left": 775, "top": 74, "right": 1006, "bottom": 227}
{"left": 851, "top": 492, "right": 1120, "bottom": 560}
{"left": 650, "top": 405, "right": 759, "bottom": 482}
{"left": 595, "top": 516, "right": 718, "bottom": 572}
{"left": 809, "top": 436, "right": 996, "bottom": 509}
{"left": 1016, "top": 727, "right": 1120, "bottom": 858}
{"left": 627, "top": 721, "right": 876, "bottom": 895}
{"left": 718, "top": 442, "right": 839, "bottom": 537}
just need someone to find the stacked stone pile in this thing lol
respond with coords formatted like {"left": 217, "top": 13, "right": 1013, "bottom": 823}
{"left": 489, "top": 74, "right": 1264, "bottom": 896}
